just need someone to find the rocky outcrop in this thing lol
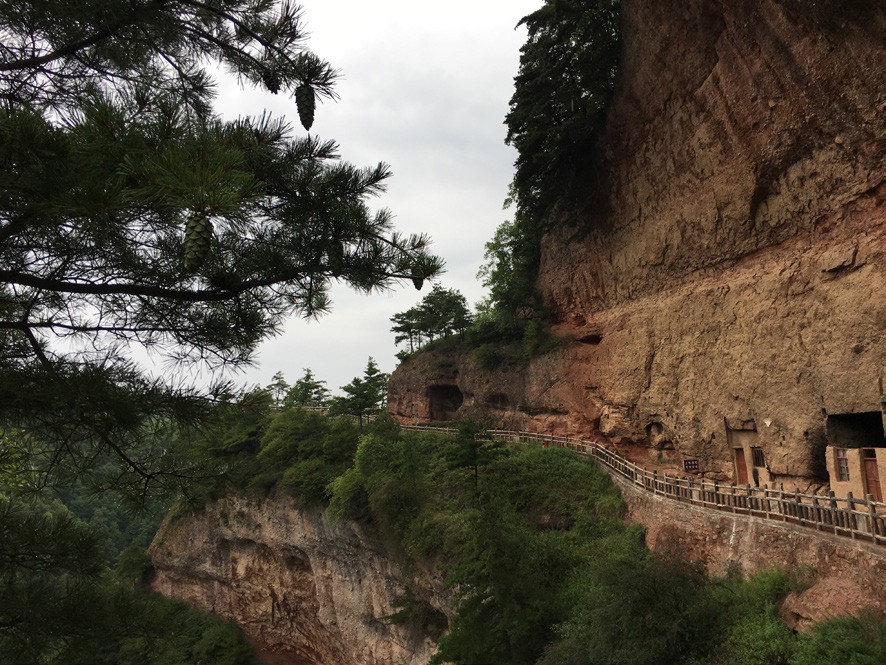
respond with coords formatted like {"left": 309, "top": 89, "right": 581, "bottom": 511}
{"left": 388, "top": 0, "right": 885, "bottom": 489}
{"left": 149, "top": 498, "right": 450, "bottom": 665}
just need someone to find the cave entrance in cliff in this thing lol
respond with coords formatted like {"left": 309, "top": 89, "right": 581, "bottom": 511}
{"left": 428, "top": 385, "right": 464, "bottom": 421}
{"left": 826, "top": 412, "right": 886, "bottom": 449}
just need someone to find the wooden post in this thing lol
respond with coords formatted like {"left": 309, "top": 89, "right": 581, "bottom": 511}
{"left": 812, "top": 495, "right": 822, "bottom": 531}
{"left": 653, "top": 470, "right": 658, "bottom": 495}
{"left": 713, "top": 480, "right": 720, "bottom": 509}
{"left": 763, "top": 484, "right": 770, "bottom": 520}
{"left": 730, "top": 483, "right": 737, "bottom": 513}
{"left": 867, "top": 495, "right": 878, "bottom": 543}
{"left": 794, "top": 488, "right": 803, "bottom": 525}
{"left": 779, "top": 484, "right": 787, "bottom": 522}
{"left": 746, "top": 484, "right": 753, "bottom": 515}
{"left": 847, "top": 492, "right": 856, "bottom": 539}
{"left": 828, "top": 490, "right": 839, "bottom": 534}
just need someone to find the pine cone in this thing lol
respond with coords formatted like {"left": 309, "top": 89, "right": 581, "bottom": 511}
{"left": 410, "top": 265, "right": 424, "bottom": 291}
{"left": 296, "top": 84, "right": 315, "bottom": 131}
{"left": 262, "top": 69, "right": 281, "bottom": 94}
{"left": 184, "top": 213, "right": 213, "bottom": 272}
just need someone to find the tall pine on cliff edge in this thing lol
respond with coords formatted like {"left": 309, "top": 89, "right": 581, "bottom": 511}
{"left": 488, "top": 0, "right": 621, "bottom": 315}
{"left": 0, "top": 0, "right": 443, "bottom": 496}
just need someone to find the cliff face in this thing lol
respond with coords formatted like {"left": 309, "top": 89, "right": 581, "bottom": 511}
{"left": 389, "top": 0, "right": 885, "bottom": 488}
{"left": 149, "top": 498, "right": 450, "bottom": 665}
{"left": 612, "top": 473, "right": 886, "bottom": 630}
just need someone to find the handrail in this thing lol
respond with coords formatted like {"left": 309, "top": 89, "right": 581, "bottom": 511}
{"left": 401, "top": 425, "right": 886, "bottom": 547}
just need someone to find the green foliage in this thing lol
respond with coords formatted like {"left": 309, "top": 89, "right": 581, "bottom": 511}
{"left": 320, "top": 423, "right": 884, "bottom": 665}
{"left": 266, "top": 371, "right": 291, "bottom": 407}
{"left": 790, "top": 612, "right": 886, "bottom": 665}
{"left": 539, "top": 543, "right": 719, "bottom": 665}
{"left": 506, "top": 0, "right": 622, "bottom": 223}
{"left": 326, "top": 430, "right": 630, "bottom": 665}
{"left": 474, "top": 0, "right": 622, "bottom": 325}
{"left": 386, "top": 590, "right": 449, "bottom": 641}
{"left": 284, "top": 368, "right": 331, "bottom": 408}
{"left": 0, "top": 494, "right": 257, "bottom": 665}
{"left": 327, "top": 465, "right": 371, "bottom": 522}
{"left": 329, "top": 357, "right": 389, "bottom": 427}
{"left": 477, "top": 217, "right": 543, "bottom": 317}
{"left": 464, "top": 307, "right": 563, "bottom": 369}
{"left": 0, "top": 0, "right": 443, "bottom": 509}
{"left": 391, "top": 284, "right": 473, "bottom": 357}
{"left": 254, "top": 406, "right": 360, "bottom": 504}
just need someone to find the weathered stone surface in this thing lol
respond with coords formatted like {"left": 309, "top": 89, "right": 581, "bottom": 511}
{"left": 149, "top": 498, "right": 450, "bottom": 665}
{"left": 611, "top": 473, "right": 886, "bottom": 629}
{"left": 388, "top": 0, "right": 886, "bottom": 490}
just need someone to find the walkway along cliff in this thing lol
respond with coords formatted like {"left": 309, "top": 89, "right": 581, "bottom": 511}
{"left": 387, "top": 0, "right": 886, "bottom": 507}
{"left": 402, "top": 426, "right": 886, "bottom": 627}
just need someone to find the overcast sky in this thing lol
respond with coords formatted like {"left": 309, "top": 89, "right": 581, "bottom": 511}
{"left": 214, "top": 0, "right": 541, "bottom": 394}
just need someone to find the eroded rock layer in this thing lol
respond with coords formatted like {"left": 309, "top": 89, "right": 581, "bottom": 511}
{"left": 149, "top": 498, "right": 449, "bottom": 665}
{"left": 388, "top": 0, "right": 885, "bottom": 488}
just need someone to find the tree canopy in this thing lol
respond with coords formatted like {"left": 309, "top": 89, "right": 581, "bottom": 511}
{"left": 481, "top": 0, "right": 621, "bottom": 318}
{"left": 284, "top": 368, "right": 330, "bottom": 408}
{"left": 505, "top": 0, "right": 621, "bottom": 224}
{"left": 0, "top": 0, "right": 443, "bottom": 495}
{"left": 390, "top": 284, "right": 473, "bottom": 357}
{"left": 329, "top": 357, "right": 389, "bottom": 428}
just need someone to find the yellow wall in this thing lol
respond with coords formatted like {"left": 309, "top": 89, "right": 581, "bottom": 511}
{"left": 825, "top": 445, "right": 885, "bottom": 501}
{"left": 728, "top": 429, "right": 772, "bottom": 487}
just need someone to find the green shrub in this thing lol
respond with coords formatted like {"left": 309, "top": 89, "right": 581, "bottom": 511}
{"left": 791, "top": 612, "right": 886, "bottom": 665}
{"left": 280, "top": 458, "right": 332, "bottom": 505}
{"left": 327, "top": 465, "right": 370, "bottom": 522}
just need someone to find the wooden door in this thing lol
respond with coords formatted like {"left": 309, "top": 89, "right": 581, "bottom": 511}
{"left": 862, "top": 449, "right": 882, "bottom": 502}
{"left": 734, "top": 448, "right": 749, "bottom": 485}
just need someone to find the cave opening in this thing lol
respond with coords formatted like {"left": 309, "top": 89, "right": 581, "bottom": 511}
{"left": 484, "top": 392, "right": 510, "bottom": 409}
{"left": 428, "top": 384, "right": 464, "bottom": 421}
{"left": 826, "top": 411, "right": 886, "bottom": 448}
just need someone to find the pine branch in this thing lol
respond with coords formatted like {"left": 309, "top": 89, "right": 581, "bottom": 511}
{"left": 0, "top": 1, "right": 171, "bottom": 73}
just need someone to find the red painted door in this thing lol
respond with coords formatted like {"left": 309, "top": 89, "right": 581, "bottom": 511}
{"left": 862, "top": 449, "right": 882, "bottom": 502}
{"left": 734, "top": 448, "right": 749, "bottom": 485}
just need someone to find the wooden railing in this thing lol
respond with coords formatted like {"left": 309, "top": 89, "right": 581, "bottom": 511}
{"left": 402, "top": 425, "right": 886, "bottom": 547}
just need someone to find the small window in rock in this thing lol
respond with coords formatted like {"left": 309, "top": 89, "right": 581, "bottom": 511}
{"left": 835, "top": 448, "right": 850, "bottom": 481}
{"left": 751, "top": 447, "right": 765, "bottom": 468}
{"left": 577, "top": 333, "right": 603, "bottom": 345}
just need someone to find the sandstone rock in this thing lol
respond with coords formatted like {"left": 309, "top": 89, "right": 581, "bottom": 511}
{"left": 388, "top": 0, "right": 885, "bottom": 490}
{"left": 149, "top": 498, "right": 451, "bottom": 665}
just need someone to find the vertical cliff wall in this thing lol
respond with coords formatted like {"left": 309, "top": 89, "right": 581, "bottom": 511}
{"left": 149, "top": 498, "right": 450, "bottom": 665}
{"left": 388, "top": 0, "right": 885, "bottom": 490}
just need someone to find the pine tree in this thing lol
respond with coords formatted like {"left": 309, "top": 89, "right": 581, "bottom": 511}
{"left": 390, "top": 285, "right": 473, "bottom": 356}
{"left": 266, "top": 372, "right": 291, "bottom": 407}
{"left": 284, "top": 368, "right": 330, "bottom": 408}
{"left": 0, "top": 1, "right": 443, "bottom": 496}
{"left": 505, "top": 0, "right": 622, "bottom": 222}
{"left": 330, "top": 358, "right": 389, "bottom": 428}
